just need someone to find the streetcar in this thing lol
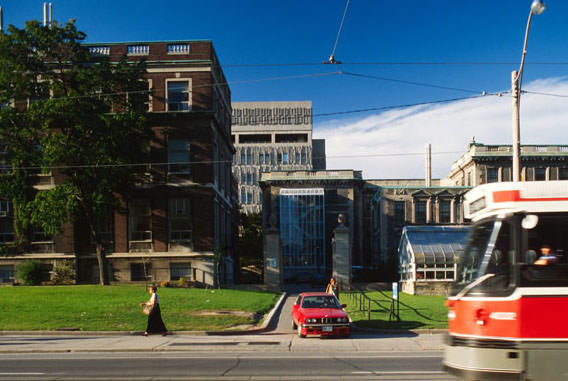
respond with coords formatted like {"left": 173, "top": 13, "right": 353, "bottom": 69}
{"left": 444, "top": 180, "right": 568, "bottom": 381}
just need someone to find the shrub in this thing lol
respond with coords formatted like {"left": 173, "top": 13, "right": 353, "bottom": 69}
{"left": 17, "top": 260, "right": 44, "bottom": 286}
{"left": 53, "top": 260, "right": 75, "bottom": 285}
{"left": 177, "top": 277, "right": 188, "bottom": 288}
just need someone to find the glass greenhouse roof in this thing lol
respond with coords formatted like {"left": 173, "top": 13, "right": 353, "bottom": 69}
{"left": 401, "top": 226, "right": 470, "bottom": 266}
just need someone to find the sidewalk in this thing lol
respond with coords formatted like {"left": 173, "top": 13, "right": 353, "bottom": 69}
{"left": 0, "top": 290, "right": 447, "bottom": 354}
{"left": 0, "top": 332, "right": 446, "bottom": 354}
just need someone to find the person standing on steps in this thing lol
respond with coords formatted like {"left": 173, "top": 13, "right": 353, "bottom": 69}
{"left": 140, "top": 285, "right": 168, "bottom": 336}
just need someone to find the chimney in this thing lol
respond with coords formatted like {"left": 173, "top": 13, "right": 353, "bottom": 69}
{"left": 48, "top": 3, "right": 53, "bottom": 28}
{"left": 425, "top": 144, "right": 432, "bottom": 187}
{"left": 0, "top": 6, "right": 3, "bottom": 33}
{"left": 43, "top": 2, "right": 47, "bottom": 26}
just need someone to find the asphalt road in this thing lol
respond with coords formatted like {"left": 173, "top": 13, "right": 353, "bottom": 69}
{"left": 0, "top": 351, "right": 455, "bottom": 380}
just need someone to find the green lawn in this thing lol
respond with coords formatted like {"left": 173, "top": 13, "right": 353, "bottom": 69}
{"left": 340, "top": 291, "right": 448, "bottom": 330}
{"left": 0, "top": 285, "right": 280, "bottom": 331}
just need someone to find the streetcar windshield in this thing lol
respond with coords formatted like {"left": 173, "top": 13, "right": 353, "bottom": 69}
{"left": 450, "top": 217, "right": 513, "bottom": 296}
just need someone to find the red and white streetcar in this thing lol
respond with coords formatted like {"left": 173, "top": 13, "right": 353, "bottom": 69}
{"left": 444, "top": 181, "right": 568, "bottom": 381}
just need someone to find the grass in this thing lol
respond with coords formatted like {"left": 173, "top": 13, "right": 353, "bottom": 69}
{"left": 339, "top": 291, "right": 448, "bottom": 330}
{"left": 0, "top": 285, "right": 280, "bottom": 331}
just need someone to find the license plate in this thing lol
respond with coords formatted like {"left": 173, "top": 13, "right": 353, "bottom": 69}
{"left": 322, "top": 326, "right": 333, "bottom": 332}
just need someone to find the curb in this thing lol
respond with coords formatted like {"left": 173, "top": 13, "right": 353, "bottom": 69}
{"left": 0, "top": 292, "right": 289, "bottom": 337}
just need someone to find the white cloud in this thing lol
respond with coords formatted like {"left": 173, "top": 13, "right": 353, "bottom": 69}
{"left": 314, "top": 77, "right": 568, "bottom": 180}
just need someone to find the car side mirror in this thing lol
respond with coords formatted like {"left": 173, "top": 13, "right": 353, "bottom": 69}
{"left": 341, "top": 304, "right": 347, "bottom": 309}
{"left": 292, "top": 304, "right": 299, "bottom": 310}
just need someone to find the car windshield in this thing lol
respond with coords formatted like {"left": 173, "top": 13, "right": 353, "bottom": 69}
{"left": 301, "top": 295, "right": 340, "bottom": 309}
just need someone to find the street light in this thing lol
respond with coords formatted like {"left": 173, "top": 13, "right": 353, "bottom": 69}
{"left": 511, "top": 0, "right": 546, "bottom": 182}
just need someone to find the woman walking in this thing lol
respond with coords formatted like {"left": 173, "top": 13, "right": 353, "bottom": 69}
{"left": 140, "top": 285, "right": 167, "bottom": 336}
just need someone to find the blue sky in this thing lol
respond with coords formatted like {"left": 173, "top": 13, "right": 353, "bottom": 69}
{"left": 3, "top": 1, "right": 568, "bottom": 178}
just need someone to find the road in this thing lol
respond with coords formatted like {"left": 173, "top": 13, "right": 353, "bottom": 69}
{"left": 0, "top": 351, "right": 453, "bottom": 380}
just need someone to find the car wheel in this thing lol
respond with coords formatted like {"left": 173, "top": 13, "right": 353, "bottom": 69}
{"left": 292, "top": 320, "right": 297, "bottom": 330}
{"left": 297, "top": 324, "right": 306, "bottom": 338}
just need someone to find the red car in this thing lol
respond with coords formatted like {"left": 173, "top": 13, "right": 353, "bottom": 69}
{"left": 291, "top": 292, "right": 350, "bottom": 338}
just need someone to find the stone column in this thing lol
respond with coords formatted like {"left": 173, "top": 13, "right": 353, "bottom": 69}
{"left": 263, "top": 214, "right": 282, "bottom": 291}
{"left": 332, "top": 215, "right": 351, "bottom": 291}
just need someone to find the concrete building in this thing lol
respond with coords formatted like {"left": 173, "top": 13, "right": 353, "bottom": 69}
{"left": 260, "top": 170, "right": 363, "bottom": 290}
{"left": 448, "top": 142, "right": 568, "bottom": 186}
{"left": 231, "top": 101, "right": 325, "bottom": 214}
{"left": 0, "top": 40, "right": 236, "bottom": 286}
{"left": 259, "top": 171, "right": 471, "bottom": 291}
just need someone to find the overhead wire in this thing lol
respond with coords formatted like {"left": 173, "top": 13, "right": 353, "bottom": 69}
{"left": 328, "top": 0, "right": 350, "bottom": 63}
{"left": 3, "top": 150, "right": 465, "bottom": 172}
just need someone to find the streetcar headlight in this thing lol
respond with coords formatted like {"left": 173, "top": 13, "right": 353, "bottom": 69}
{"left": 337, "top": 317, "right": 348, "bottom": 323}
{"left": 306, "top": 318, "right": 316, "bottom": 323}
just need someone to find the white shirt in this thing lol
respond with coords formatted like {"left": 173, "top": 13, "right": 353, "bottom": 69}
{"left": 148, "top": 293, "right": 159, "bottom": 305}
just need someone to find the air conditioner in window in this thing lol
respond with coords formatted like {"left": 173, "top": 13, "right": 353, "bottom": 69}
{"left": 0, "top": 211, "right": 7, "bottom": 217}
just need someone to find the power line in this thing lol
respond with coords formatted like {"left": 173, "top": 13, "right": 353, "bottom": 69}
{"left": 312, "top": 93, "right": 505, "bottom": 118}
{"left": 327, "top": 0, "right": 350, "bottom": 64}
{"left": 342, "top": 71, "right": 487, "bottom": 95}
{"left": 3, "top": 150, "right": 465, "bottom": 172}
{"left": 522, "top": 90, "right": 568, "bottom": 98}
{"left": 223, "top": 61, "right": 568, "bottom": 68}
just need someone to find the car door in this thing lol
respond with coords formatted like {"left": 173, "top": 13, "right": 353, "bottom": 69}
{"left": 291, "top": 294, "right": 303, "bottom": 324}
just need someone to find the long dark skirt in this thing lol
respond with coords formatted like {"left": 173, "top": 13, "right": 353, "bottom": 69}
{"left": 146, "top": 304, "right": 167, "bottom": 334}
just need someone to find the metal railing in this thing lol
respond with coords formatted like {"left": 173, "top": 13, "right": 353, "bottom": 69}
{"left": 344, "top": 286, "right": 400, "bottom": 322}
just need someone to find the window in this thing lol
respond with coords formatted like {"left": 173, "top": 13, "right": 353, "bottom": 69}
{"left": 170, "top": 263, "right": 191, "bottom": 280}
{"left": 439, "top": 200, "right": 451, "bottom": 224}
{"left": 535, "top": 167, "right": 546, "bottom": 181}
{"left": 240, "top": 150, "right": 245, "bottom": 164}
{"left": 560, "top": 168, "right": 568, "bottom": 180}
{"left": 169, "top": 198, "right": 192, "bottom": 243}
{"left": 247, "top": 192, "right": 253, "bottom": 204}
{"left": 246, "top": 173, "right": 252, "bottom": 185}
{"left": 277, "top": 153, "right": 282, "bottom": 164}
{"left": 129, "top": 199, "right": 152, "bottom": 242}
{"left": 94, "top": 210, "right": 113, "bottom": 251}
{"left": 166, "top": 80, "right": 190, "bottom": 111}
{"left": 487, "top": 168, "right": 498, "bottom": 183}
{"left": 415, "top": 200, "right": 427, "bottom": 224}
{"left": 246, "top": 149, "right": 252, "bottom": 165}
{"left": 283, "top": 153, "right": 289, "bottom": 164}
{"left": 394, "top": 201, "right": 405, "bottom": 225}
{"left": 168, "top": 139, "right": 190, "bottom": 175}
{"left": 253, "top": 172, "right": 257, "bottom": 185}
{"left": 131, "top": 263, "right": 151, "bottom": 281}
{"left": 240, "top": 172, "right": 245, "bottom": 184}
{"left": 241, "top": 188, "right": 246, "bottom": 204}
{"left": 259, "top": 153, "right": 264, "bottom": 164}
{"left": 0, "top": 265, "right": 14, "bottom": 283}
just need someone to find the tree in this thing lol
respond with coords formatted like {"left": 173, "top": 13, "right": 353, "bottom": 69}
{"left": 0, "top": 20, "right": 151, "bottom": 284}
{"left": 236, "top": 212, "right": 263, "bottom": 282}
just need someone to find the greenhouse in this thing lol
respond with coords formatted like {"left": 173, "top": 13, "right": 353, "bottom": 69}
{"left": 399, "top": 225, "right": 469, "bottom": 295}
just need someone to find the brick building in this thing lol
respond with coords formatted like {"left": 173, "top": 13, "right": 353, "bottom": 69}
{"left": 0, "top": 40, "right": 236, "bottom": 286}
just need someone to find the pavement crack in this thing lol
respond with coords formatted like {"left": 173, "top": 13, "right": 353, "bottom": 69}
{"left": 332, "top": 355, "right": 371, "bottom": 374}
{"left": 221, "top": 357, "right": 241, "bottom": 376}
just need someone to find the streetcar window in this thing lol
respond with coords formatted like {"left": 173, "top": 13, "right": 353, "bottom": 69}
{"left": 521, "top": 213, "right": 568, "bottom": 287}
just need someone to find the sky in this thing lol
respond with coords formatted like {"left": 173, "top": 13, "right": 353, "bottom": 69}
{"left": 2, "top": 0, "right": 568, "bottom": 179}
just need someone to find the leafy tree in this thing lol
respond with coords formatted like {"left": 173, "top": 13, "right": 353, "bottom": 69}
{"left": 0, "top": 20, "right": 151, "bottom": 284}
{"left": 237, "top": 212, "right": 263, "bottom": 282}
